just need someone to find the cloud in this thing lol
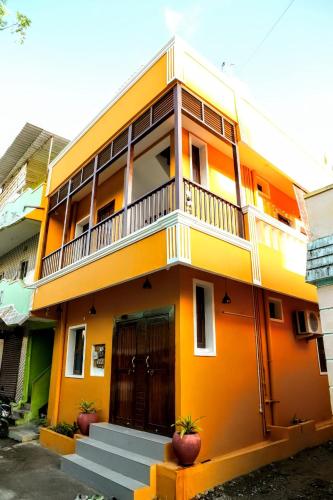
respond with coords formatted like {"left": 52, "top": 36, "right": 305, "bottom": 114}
{"left": 163, "top": 5, "right": 201, "bottom": 39}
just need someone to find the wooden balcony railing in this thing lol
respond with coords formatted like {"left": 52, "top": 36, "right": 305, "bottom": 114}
{"left": 62, "top": 230, "right": 89, "bottom": 268}
{"left": 41, "top": 177, "right": 244, "bottom": 278}
{"left": 126, "top": 179, "right": 175, "bottom": 234}
{"left": 183, "top": 179, "right": 243, "bottom": 237}
{"left": 90, "top": 209, "right": 124, "bottom": 252}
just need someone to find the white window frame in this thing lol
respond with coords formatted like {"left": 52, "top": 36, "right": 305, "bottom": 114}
{"left": 75, "top": 216, "right": 90, "bottom": 238}
{"left": 316, "top": 336, "right": 328, "bottom": 375}
{"left": 268, "top": 297, "right": 284, "bottom": 323}
{"left": 189, "top": 134, "right": 209, "bottom": 189}
{"left": 193, "top": 279, "right": 216, "bottom": 356}
{"left": 65, "top": 324, "right": 87, "bottom": 378}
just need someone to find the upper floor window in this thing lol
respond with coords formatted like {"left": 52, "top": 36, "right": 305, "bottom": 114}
{"left": 268, "top": 297, "right": 283, "bottom": 322}
{"left": 189, "top": 135, "right": 208, "bottom": 188}
{"left": 75, "top": 216, "right": 89, "bottom": 238}
{"left": 317, "top": 337, "right": 327, "bottom": 374}
{"left": 255, "top": 176, "right": 270, "bottom": 198}
{"left": 193, "top": 279, "right": 216, "bottom": 356}
{"left": 19, "top": 260, "right": 28, "bottom": 280}
{"left": 97, "top": 200, "right": 115, "bottom": 223}
{"left": 278, "top": 214, "right": 291, "bottom": 227}
{"left": 66, "top": 325, "right": 86, "bottom": 378}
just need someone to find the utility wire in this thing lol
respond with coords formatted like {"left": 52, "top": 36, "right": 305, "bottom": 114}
{"left": 240, "top": 0, "right": 296, "bottom": 71}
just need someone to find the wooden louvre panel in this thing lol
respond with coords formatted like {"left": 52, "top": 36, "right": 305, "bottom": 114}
{"left": 82, "top": 159, "right": 94, "bottom": 182}
{"left": 49, "top": 192, "right": 59, "bottom": 210}
{"left": 70, "top": 170, "right": 82, "bottom": 193}
{"left": 223, "top": 119, "right": 235, "bottom": 143}
{"left": 113, "top": 129, "right": 128, "bottom": 156}
{"left": 152, "top": 90, "right": 173, "bottom": 123}
{"left": 182, "top": 89, "right": 202, "bottom": 120}
{"left": 204, "top": 105, "right": 223, "bottom": 134}
{"left": 98, "top": 143, "right": 112, "bottom": 168}
{"left": 132, "top": 109, "right": 151, "bottom": 140}
{"left": 58, "top": 182, "right": 69, "bottom": 203}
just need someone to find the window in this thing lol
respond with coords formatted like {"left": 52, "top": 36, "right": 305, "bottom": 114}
{"left": 317, "top": 337, "right": 327, "bottom": 374}
{"left": 189, "top": 135, "right": 208, "bottom": 188}
{"left": 75, "top": 216, "right": 89, "bottom": 238}
{"left": 193, "top": 280, "right": 216, "bottom": 356}
{"left": 66, "top": 325, "right": 86, "bottom": 378}
{"left": 19, "top": 260, "right": 28, "bottom": 280}
{"left": 192, "top": 145, "right": 201, "bottom": 184}
{"left": 97, "top": 200, "right": 115, "bottom": 223}
{"left": 278, "top": 214, "right": 291, "bottom": 226}
{"left": 255, "top": 176, "right": 270, "bottom": 198}
{"left": 268, "top": 298, "right": 283, "bottom": 322}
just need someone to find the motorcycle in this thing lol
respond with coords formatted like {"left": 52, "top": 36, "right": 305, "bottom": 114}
{"left": 0, "top": 395, "right": 11, "bottom": 438}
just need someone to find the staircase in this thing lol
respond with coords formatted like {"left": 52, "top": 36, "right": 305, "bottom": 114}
{"left": 61, "top": 423, "right": 171, "bottom": 500}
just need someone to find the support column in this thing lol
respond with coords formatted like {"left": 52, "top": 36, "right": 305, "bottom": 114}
{"left": 58, "top": 190, "right": 71, "bottom": 270}
{"left": 48, "top": 303, "right": 67, "bottom": 425}
{"left": 232, "top": 143, "right": 245, "bottom": 237}
{"left": 174, "top": 84, "right": 184, "bottom": 211}
{"left": 86, "top": 156, "right": 99, "bottom": 254}
{"left": 122, "top": 125, "right": 134, "bottom": 237}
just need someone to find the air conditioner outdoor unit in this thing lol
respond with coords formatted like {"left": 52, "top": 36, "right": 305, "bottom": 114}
{"left": 295, "top": 310, "right": 322, "bottom": 336}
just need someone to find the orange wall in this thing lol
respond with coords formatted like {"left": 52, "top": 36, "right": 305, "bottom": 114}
{"left": 34, "top": 230, "right": 167, "bottom": 309}
{"left": 263, "top": 290, "right": 331, "bottom": 425}
{"left": 45, "top": 204, "right": 65, "bottom": 255}
{"left": 178, "top": 267, "right": 263, "bottom": 459}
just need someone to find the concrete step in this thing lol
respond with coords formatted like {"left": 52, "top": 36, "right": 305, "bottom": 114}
{"left": 9, "top": 426, "right": 39, "bottom": 442}
{"left": 62, "top": 454, "right": 148, "bottom": 500}
{"left": 89, "top": 423, "right": 171, "bottom": 461}
{"left": 77, "top": 438, "right": 156, "bottom": 485}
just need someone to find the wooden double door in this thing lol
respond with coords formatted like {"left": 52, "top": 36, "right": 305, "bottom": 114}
{"left": 110, "top": 308, "right": 174, "bottom": 436}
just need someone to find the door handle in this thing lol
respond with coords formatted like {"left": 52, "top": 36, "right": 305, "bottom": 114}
{"left": 128, "top": 355, "right": 136, "bottom": 375}
{"left": 145, "top": 355, "right": 154, "bottom": 376}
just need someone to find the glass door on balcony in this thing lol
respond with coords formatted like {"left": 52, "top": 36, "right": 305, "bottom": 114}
{"left": 111, "top": 308, "right": 174, "bottom": 436}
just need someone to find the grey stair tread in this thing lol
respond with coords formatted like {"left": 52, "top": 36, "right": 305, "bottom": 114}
{"left": 92, "top": 423, "right": 171, "bottom": 444}
{"left": 79, "top": 438, "right": 158, "bottom": 466}
{"left": 63, "top": 454, "right": 147, "bottom": 490}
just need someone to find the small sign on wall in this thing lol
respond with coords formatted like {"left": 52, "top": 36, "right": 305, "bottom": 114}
{"left": 91, "top": 344, "right": 105, "bottom": 377}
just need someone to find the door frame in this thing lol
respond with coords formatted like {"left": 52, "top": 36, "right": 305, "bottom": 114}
{"left": 110, "top": 306, "right": 175, "bottom": 435}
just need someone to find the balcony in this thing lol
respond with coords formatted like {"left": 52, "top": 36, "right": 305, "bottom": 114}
{"left": 0, "top": 279, "right": 32, "bottom": 326}
{"left": 41, "top": 178, "right": 243, "bottom": 278}
{"left": 0, "top": 184, "right": 44, "bottom": 256}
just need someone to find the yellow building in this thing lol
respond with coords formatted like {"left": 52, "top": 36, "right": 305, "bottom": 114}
{"left": 33, "top": 38, "right": 333, "bottom": 499}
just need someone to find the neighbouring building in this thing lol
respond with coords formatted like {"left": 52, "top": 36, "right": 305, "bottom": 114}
{"left": 33, "top": 38, "right": 333, "bottom": 499}
{"left": 0, "top": 123, "right": 68, "bottom": 423}
{"left": 306, "top": 184, "right": 333, "bottom": 413}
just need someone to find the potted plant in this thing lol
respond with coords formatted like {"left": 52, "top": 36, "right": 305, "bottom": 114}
{"left": 77, "top": 401, "right": 98, "bottom": 435}
{"left": 172, "top": 415, "right": 203, "bottom": 466}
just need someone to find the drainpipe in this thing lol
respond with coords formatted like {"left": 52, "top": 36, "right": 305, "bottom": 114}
{"left": 251, "top": 286, "right": 267, "bottom": 436}
{"left": 50, "top": 303, "right": 67, "bottom": 425}
{"left": 261, "top": 288, "right": 276, "bottom": 426}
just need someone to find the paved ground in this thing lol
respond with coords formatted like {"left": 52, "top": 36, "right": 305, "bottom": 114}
{"left": 194, "top": 441, "right": 333, "bottom": 499}
{"left": 0, "top": 438, "right": 101, "bottom": 500}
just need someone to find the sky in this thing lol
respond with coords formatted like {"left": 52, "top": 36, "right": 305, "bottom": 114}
{"left": 1, "top": 0, "right": 333, "bottom": 165}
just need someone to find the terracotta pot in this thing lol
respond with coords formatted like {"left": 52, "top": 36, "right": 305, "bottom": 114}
{"left": 172, "top": 432, "right": 201, "bottom": 466}
{"left": 77, "top": 412, "right": 98, "bottom": 436}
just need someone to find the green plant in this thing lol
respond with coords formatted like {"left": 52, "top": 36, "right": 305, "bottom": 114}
{"left": 50, "top": 421, "right": 79, "bottom": 438}
{"left": 172, "top": 415, "right": 204, "bottom": 438}
{"left": 79, "top": 401, "right": 96, "bottom": 414}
